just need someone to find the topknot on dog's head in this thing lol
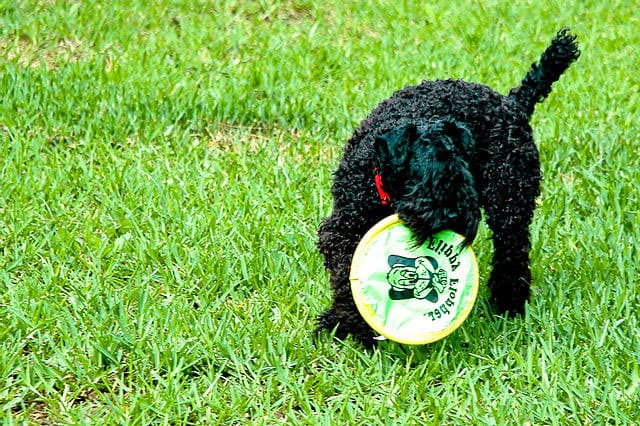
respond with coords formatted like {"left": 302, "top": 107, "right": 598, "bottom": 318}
{"left": 436, "top": 118, "right": 475, "bottom": 160}
{"left": 373, "top": 118, "right": 480, "bottom": 244}
{"left": 374, "top": 118, "right": 474, "bottom": 167}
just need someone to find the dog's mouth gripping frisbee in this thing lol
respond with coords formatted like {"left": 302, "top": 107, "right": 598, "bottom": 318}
{"left": 350, "top": 214, "right": 479, "bottom": 345}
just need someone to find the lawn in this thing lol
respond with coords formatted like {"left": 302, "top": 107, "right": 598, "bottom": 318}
{"left": 0, "top": 0, "right": 638, "bottom": 424}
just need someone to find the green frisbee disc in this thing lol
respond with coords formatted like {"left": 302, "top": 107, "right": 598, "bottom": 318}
{"left": 350, "top": 214, "right": 479, "bottom": 345}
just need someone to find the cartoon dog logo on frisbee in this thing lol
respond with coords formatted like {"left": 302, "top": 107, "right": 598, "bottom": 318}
{"left": 386, "top": 255, "right": 448, "bottom": 303}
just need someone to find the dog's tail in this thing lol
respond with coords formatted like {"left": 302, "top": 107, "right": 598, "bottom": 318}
{"left": 508, "top": 28, "right": 580, "bottom": 118}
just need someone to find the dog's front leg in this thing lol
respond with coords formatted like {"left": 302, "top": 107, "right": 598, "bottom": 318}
{"left": 316, "top": 213, "right": 378, "bottom": 346}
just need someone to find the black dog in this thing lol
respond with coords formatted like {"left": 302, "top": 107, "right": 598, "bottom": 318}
{"left": 317, "top": 29, "right": 580, "bottom": 346}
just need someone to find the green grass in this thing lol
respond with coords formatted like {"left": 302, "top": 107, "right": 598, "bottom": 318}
{"left": 1, "top": 0, "right": 639, "bottom": 424}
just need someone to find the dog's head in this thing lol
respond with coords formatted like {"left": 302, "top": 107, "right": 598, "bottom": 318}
{"left": 374, "top": 119, "right": 480, "bottom": 245}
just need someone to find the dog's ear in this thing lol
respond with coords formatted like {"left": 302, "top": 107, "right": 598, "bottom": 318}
{"left": 440, "top": 118, "right": 475, "bottom": 155}
{"left": 374, "top": 124, "right": 418, "bottom": 168}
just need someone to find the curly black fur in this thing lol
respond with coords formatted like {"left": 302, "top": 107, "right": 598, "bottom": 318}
{"left": 316, "top": 29, "right": 580, "bottom": 346}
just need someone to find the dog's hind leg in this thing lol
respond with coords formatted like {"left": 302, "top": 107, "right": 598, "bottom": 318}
{"left": 482, "top": 126, "right": 541, "bottom": 315}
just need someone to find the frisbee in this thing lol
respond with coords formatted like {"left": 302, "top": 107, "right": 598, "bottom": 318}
{"left": 350, "top": 214, "right": 479, "bottom": 345}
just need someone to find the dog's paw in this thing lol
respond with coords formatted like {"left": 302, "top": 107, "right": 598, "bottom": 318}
{"left": 487, "top": 269, "right": 530, "bottom": 316}
{"left": 315, "top": 308, "right": 339, "bottom": 333}
{"left": 490, "top": 296, "right": 527, "bottom": 317}
{"left": 314, "top": 308, "right": 380, "bottom": 348}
